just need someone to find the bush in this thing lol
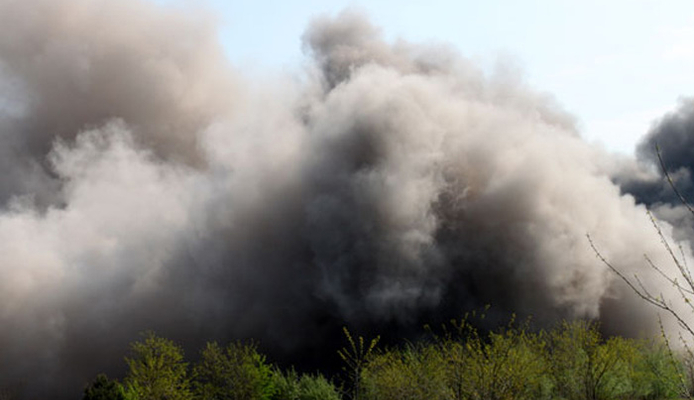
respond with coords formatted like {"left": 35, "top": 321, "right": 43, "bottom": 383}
{"left": 84, "top": 319, "right": 692, "bottom": 400}
{"left": 297, "top": 373, "right": 341, "bottom": 400}
{"left": 124, "top": 332, "right": 193, "bottom": 400}
{"left": 454, "top": 326, "right": 548, "bottom": 400}
{"left": 270, "top": 368, "right": 340, "bottom": 400}
{"left": 628, "top": 339, "right": 683, "bottom": 400}
{"left": 194, "top": 341, "right": 275, "bottom": 400}
{"left": 83, "top": 374, "right": 129, "bottom": 400}
{"left": 547, "top": 320, "right": 633, "bottom": 400}
{"left": 270, "top": 368, "right": 300, "bottom": 400}
{"left": 362, "top": 344, "right": 448, "bottom": 400}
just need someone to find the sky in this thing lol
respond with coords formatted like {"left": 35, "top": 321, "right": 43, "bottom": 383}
{"left": 161, "top": 0, "right": 694, "bottom": 155}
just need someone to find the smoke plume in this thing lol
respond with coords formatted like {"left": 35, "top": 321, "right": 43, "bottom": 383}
{"left": 0, "top": 0, "right": 692, "bottom": 398}
{"left": 615, "top": 99, "right": 694, "bottom": 241}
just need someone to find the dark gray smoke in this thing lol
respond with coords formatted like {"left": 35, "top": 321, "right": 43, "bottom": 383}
{"left": 0, "top": 1, "right": 691, "bottom": 398}
{"left": 639, "top": 99, "right": 694, "bottom": 175}
{"left": 617, "top": 99, "right": 694, "bottom": 203}
{"left": 614, "top": 99, "right": 694, "bottom": 243}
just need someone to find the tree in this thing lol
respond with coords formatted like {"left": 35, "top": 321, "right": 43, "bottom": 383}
{"left": 295, "top": 373, "right": 341, "bottom": 400}
{"left": 337, "top": 327, "right": 379, "bottom": 400}
{"left": 547, "top": 320, "right": 631, "bottom": 400}
{"left": 588, "top": 145, "right": 694, "bottom": 398}
{"left": 458, "top": 324, "right": 548, "bottom": 400}
{"left": 628, "top": 339, "right": 683, "bottom": 400}
{"left": 83, "top": 374, "right": 129, "bottom": 400}
{"left": 193, "top": 341, "right": 275, "bottom": 400}
{"left": 124, "top": 332, "right": 193, "bottom": 400}
{"left": 362, "top": 343, "right": 449, "bottom": 400}
{"left": 270, "top": 368, "right": 341, "bottom": 400}
{"left": 589, "top": 145, "right": 694, "bottom": 337}
{"left": 270, "top": 368, "right": 301, "bottom": 400}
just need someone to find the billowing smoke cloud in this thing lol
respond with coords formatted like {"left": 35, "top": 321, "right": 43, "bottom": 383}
{"left": 0, "top": 0, "right": 692, "bottom": 398}
{"left": 615, "top": 99, "right": 694, "bottom": 241}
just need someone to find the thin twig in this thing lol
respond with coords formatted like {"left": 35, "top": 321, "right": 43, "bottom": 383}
{"left": 644, "top": 254, "right": 694, "bottom": 296}
{"left": 656, "top": 143, "right": 694, "bottom": 217}
{"left": 587, "top": 234, "right": 694, "bottom": 338}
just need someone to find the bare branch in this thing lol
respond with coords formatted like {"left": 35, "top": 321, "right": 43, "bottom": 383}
{"left": 656, "top": 143, "right": 694, "bottom": 217}
{"left": 646, "top": 211, "right": 694, "bottom": 292}
{"left": 587, "top": 234, "right": 694, "bottom": 338}
{"left": 644, "top": 254, "right": 694, "bottom": 296}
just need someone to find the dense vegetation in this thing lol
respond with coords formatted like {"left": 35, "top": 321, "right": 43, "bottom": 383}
{"left": 83, "top": 318, "right": 692, "bottom": 400}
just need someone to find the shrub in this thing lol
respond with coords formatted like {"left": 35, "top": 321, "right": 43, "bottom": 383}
{"left": 270, "top": 368, "right": 340, "bottom": 400}
{"left": 193, "top": 341, "right": 275, "bottom": 400}
{"left": 628, "top": 339, "right": 683, "bottom": 400}
{"left": 124, "top": 332, "right": 193, "bottom": 400}
{"left": 83, "top": 374, "right": 129, "bottom": 400}
{"left": 455, "top": 327, "right": 548, "bottom": 400}
{"left": 270, "top": 368, "right": 300, "bottom": 400}
{"left": 547, "top": 320, "right": 632, "bottom": 400}
{"left": 362, "top": 344, "right": 448, "bottom": 400}
{"left": 296, "top": 373, "right": 341, "bottom": 400}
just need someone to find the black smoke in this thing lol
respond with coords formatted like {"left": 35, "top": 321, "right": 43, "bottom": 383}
{"left": 0, "top": 1, "right": 691, "bottom": 399}
{"left": 616, "top": 100, "right": 694, "bottom": 203}
{"left": 615, "top": 99, "right": 694, "bottom": 242}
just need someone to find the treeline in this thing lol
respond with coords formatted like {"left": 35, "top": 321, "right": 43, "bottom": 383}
{"left": 84, "top": 319, "right": 694, "bottom": 400}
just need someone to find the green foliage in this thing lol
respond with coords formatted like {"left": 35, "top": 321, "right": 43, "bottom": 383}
{"left": 84, "top": 318, "right": 690, "bottom": 400}
{"left": 270, "top": 368, "right": 301, "bottom": 400}
{"left": 193, "top": 341, "right": 275, "bottom": 400}
{"left": 444, "top": 321, "right": 549, "bottom": 400}
{"left": 362, "top": 343, "right": 448, "bottom": 400}
{"left": 337, "top": 327, "right": 379, "bottom": 400}
{"left": 673, "top": 339, "right": 694, "bottom": 398}
{"left": 548, "top": 320, "right": 634, "bottom": 400}
{"left": 124, "top": 332, "right": 193, "bottom": 400}
{"left": 628, "top": 339, "right": 683, "bottom": 400}
{"left": 83, "top": 374, "right": 127, "bottom": 400}
{"left": 270, "top": 368, "right": 340, "bottom": 400}
{"left": 296, "top": 373, "right": 341, "bottom": 400}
